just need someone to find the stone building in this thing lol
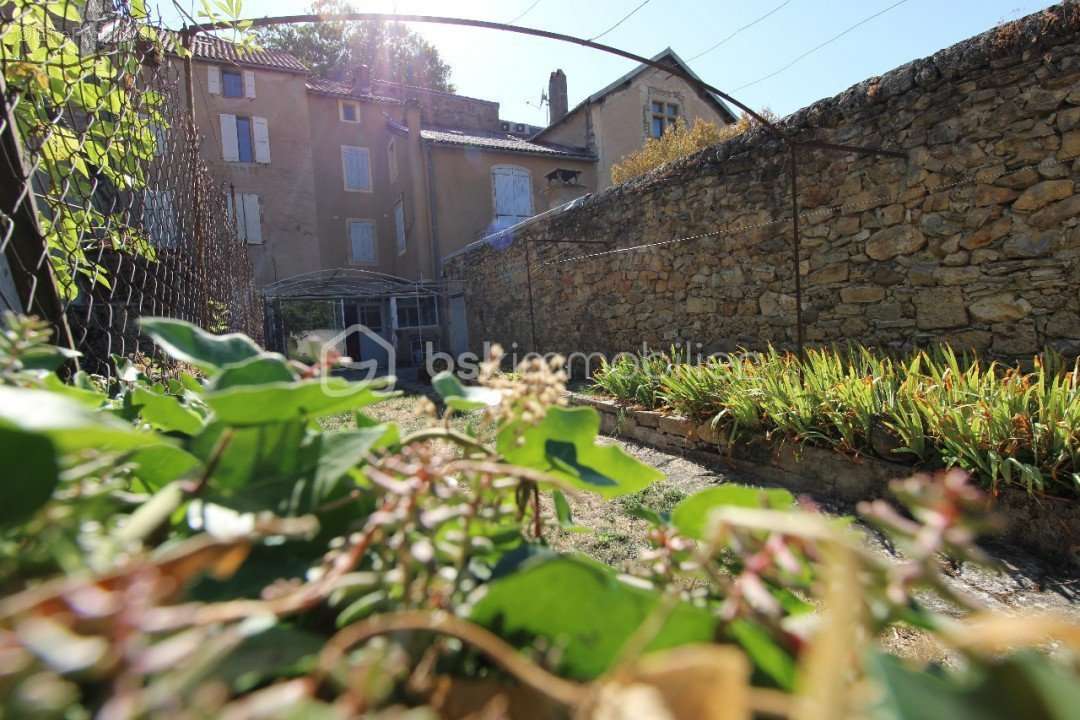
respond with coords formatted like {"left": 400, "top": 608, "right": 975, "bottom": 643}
{"left": 176, "top": 38, "right": 731, "bottom": 366}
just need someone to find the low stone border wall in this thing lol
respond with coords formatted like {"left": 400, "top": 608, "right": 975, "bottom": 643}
{"left": 570, "top": 393, "right": 1080, "bottom": 565}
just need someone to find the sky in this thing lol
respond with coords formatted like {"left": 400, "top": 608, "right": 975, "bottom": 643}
{"left": 157, "top": 0, "right": 1055, "bottom": 126}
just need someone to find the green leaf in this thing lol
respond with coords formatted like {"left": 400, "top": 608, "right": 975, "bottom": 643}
{"left": 470, "top": 554, "right": 716, "bottom": 679}
{"left": 130, "top": 0, "right": 148, "bottom": 19}
{"left": 552, "top": 490, "right": 573, "bottom": 527}
{"left": 214, "top": 625, "right": 323, "bottom": 693}
{"left": 431, "top": 371, "right": 502, "bottom": 410}
{"left": 0, "top": 427, "right": 58, "bottom": 527}
{"left": 313, "top": 424, "right": 396, "bottom": 497}
{"left": 131, "top": 386, "right": 204, "bottom": 435}
{"left": 868, "top": 650, "right": 1080, "bottom": 720}
{"left": 210, "top": 353, "right": 297, "bottom": 391}
{"left": 204, "top": 379, "right": 394, "bottom": 426}
{"left": 191, "top": 421, "right": 307, "bottom": 493}
{"left": 729, "top": 619, "right": 796, "bottom": 690}
{"left": 0, "top": 387, "right": 168, "bottom": 453}
{"left": 128, "top": 445, "right": 202, "bottom": 491}
{"left": 21, "top": 344, "right": 81, "bottom": 371}
{"left": 497, "top": 407, "right": 663, "bottom": 499}
{"left": 140, "top": 317, "right": 261, "bottom": 372}
{"left": 672, "top": 486, "right": 795, "bottom": 540}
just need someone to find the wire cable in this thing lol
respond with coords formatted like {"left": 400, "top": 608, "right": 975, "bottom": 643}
{"left": 688, "top": 0, "right": 795, "bottom": 62}
{"left": 589, "top": 0, "right": 652, "bottom": 42}
{"left": 734, "top": 0, "right": 911, "bottom": 91}
{"left": 508, "top": 0, "right": 543, "bottom": 25}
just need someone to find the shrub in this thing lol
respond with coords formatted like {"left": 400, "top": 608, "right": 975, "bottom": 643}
{"left": 591, "top": 345, "right": 1080, "bottom": 497}
{"left": 610, "top": 110, "right": 778, "bottom": 185}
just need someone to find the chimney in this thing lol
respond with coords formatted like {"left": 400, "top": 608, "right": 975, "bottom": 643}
{"left": 352, "top": 64, "right": 372, "bottom": 96}
{"left": 548, "top": 69, "right": 568, "bottom": 125}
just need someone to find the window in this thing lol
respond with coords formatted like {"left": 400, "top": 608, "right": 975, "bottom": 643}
{"left": 649, "top": 100, "right": 679, "bottom": 138}
{"left": 341, "top": 146, "right": 372, "bottom": 191}
{"left": 394, "top": 200, "right": 406, "bottom": 255}
{"left": 222, "top": 69, "right": 243, "bottom": 97}
{"left": 209, "top": 66, "right": 254, "bottom": 98}
{"left": 348, "top": 219, "right": 376, "bottom": 263}
{"left": 220, "top": 114, "right": 270, "bottom": 163}
{"left": 387, "top": 137, "right": 399, "bottom": 183}
{"left": 143, "top": 190, "right": 176, "bottom": 247}
{"left": 227, "top": 191, "right": 263, "bottom": 245}
{"left": 340, "top": 101, "right": 360, "bottom": 123}
{"left": 491, "top": 165, "right": 533, "bottom": 228}
{"left": 235, "top": 116, "right": 253, "bottom": 162}
{"left": 395, "top": 297, "right": 437, "bottom": 328}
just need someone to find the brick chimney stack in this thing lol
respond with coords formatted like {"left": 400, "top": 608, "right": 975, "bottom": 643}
{"left": 548, "top": 69, "right": 568, "bottom": 125}
{"left": 352, "top": 64, "right": 372, "bottom": 96}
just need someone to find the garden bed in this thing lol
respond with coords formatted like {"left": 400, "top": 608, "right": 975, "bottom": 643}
{"left": 571, "top": 392, "right": 1080, "bottom": 564}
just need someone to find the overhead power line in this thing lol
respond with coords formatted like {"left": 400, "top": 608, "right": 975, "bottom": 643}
{"left": 589, "top": 0, "right": 652, "bottom": 42}
{"left": 508, "top": 0, "right": 543, "bottom": 25}
{"left": 688, "top": 0, "right": 795, "bottom": 62}
{"left": 734, "top": 0, "right": 911, "bottom": 91}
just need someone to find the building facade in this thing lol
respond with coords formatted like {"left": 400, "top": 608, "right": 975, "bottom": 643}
{"left": 181, "top": 38, "right": 731, "bottom": 368}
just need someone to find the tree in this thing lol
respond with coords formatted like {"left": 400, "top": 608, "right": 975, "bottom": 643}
{"left": 256, "top": 0, "right": 454, "bottom": 91}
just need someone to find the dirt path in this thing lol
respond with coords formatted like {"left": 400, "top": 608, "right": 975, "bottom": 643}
{"left": 548, "top": 435, "right": 1080, "bottom": 623}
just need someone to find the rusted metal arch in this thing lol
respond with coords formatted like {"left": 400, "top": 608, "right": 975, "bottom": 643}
{"left": 181, "top": 12, "right": 910, "bottom": 358}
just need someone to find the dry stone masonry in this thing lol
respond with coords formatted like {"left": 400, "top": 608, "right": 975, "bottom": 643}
{"left": 445, "top": 5, "right": 1080, "bottom": 361}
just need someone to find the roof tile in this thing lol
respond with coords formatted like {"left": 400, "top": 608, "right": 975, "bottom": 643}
{"left": 420, "top": 128, "right": 594, "bottom": 159}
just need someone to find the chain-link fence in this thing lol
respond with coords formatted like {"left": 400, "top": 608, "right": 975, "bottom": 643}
{"left": 0, "top": 0, "right": 261, "bottom": 374}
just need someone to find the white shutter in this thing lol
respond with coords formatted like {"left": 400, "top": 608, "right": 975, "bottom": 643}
{"left": 512, "top": 170, "right": 532, "bottom": 219}
{"left": 219, "top": 113, "right": 238, "bottom": 162}
{"left": 252, "top": 117, "right": 270, "bottom": 164}
{"left": 207, "top": 65, "right": 221, "bottom": 94}
{"left": 394, "top": 202, "right": 406, "bottom": 254}
{"left": 349, "top": 221, "right": 375, "bottom": 262}
{"left": 242, "top": 193, "right": 262, "bottom": 244}
{"left": 342, "top": 146, "right": 370, "bottom": 191}
{"left": 243, "top": 70, "right": 256, "bottom": 98}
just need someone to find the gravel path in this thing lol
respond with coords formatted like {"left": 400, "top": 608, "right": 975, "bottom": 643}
{"left": 548, "top": 436, "right": 1080, "bottom": 627}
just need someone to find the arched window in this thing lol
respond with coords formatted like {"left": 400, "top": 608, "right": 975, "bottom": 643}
{"left": 490, "top": 165, "right": 533, "bottom": 229}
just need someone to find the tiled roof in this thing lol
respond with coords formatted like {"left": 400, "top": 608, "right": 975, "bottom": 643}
{"left": 191, "top": 35, "right": 309, "bottom": 73}
{"left": 420, "top": 128, "right": 594, "bottom": 159}
{"left": 306, "top": 78, "right": 403, "bottom": 105}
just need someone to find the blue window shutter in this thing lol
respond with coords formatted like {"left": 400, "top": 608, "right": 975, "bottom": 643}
{"left": 342, "top": 147, "right": 370, "bottom": 191}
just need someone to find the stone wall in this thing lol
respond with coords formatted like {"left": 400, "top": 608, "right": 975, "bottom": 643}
{"left": 444, "top": 5, "right": 1080, "bottom": 361}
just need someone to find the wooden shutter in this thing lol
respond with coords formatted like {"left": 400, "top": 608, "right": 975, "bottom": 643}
{"left": 242, "top": 193, "right": 262, "bottom": 244}
{"left": 252, "top": 117, "right": 271, "bottom": 164}
{"left": 349, "top": 221, "right": 375, "bottom": 262}
{"left": 342, "top": 147, "right": 370, "bottom": 191}
{"left": 492, "top": 167, "right": 531, "bottom": 226}
{"left": 243, "top": 70, "right": 256, "bottom": 98}
{"left": 207, "top": 65, "right": 221, "bottom": 94}
{"left": 226, "top": 192, "right": 244, "bottom": 243}
{"left": 219, "top": 113, "right": 238, "bottom": 162}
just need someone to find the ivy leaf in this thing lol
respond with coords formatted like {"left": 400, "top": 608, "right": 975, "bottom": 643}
{"left": 210, "top": 353, "right": 297, "bottom": 391}
{"left": 729, "top": 619, "right": 796, "bottom": 690}
{"left": 431, "top": 371, "right": 502, "bottom": 411}
{"left": 128, "top": 445, "right": 203, "bottom": 491}
{"left": 140, "top": 317, "right": 261, "bottom": 373}
{"left": 672, "top": 486, "right": 794, "bottom": 541}
{"left": 131, "top": 386, "right": 204, "bottom": 435}
{"left": 20, "top": 344, "right": 81, "bottom": 372}
{"left": 0, "top": 427, "right": 58, "bottom": 527}
{"left": 497, "top": 407, "right": 663, "bottom": 498}
{"left": 203, "top": 379, "right": 394, "bottom": 426}
{"left": 0, "top": 387, "right": 168, "bottom": 453}
{"left": 470, "top": 553, "right": 716, "bottom": 680}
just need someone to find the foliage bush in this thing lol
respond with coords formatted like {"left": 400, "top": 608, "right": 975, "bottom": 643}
{"left": 610, "top": 110, "right": 778, "bottom": 185}
{"left": 0, "top": 313, "right": 1078, "bottom": 717}
{"left": 592, "top": 346, "right": 1080, "bottom": 497}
